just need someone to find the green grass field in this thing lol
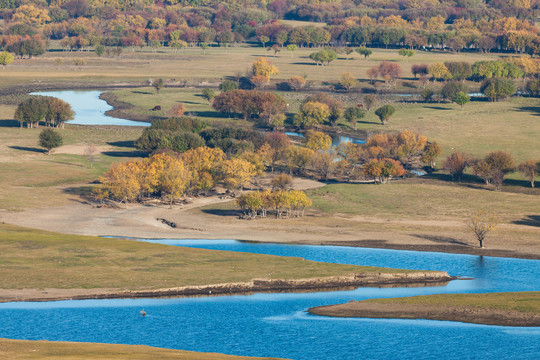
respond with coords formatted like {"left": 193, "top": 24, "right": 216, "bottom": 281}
{"left": 0, "top": 338, "right": 284, "bottom": 360}
{"left": 0, "top": 224, "right": 413, "bottom": 291}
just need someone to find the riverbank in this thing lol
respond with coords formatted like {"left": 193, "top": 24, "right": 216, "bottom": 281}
{"left": 0, "top": 338, "right": 284, "bottom": 359}
{"left": 308, "top": 292, "right": 540, "bottom": 327}
{"left": 0, "top": 273, "right": 453, "bottom": 303}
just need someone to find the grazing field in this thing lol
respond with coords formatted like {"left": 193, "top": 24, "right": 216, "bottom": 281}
{"left": 0, "top": 46, "right": 504, "bottom": 89}
{"left": 0, "top": 338, "right": 284, "bottom": 360}
{"left": 0, "top": 223, "right": 410, "bottom": 292}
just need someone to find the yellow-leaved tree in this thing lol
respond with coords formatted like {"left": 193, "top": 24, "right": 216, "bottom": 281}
{"left": 252, "top": 57, "right": 279, "bottom": 79}
{"left": 98, "top": 161, "right": 143, "bottom": 202}
{"left": 217, "top": 158, "right": 256, "bottom": 195}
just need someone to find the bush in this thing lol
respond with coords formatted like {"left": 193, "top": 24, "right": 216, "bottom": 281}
{"left": 219, "top": 80, "right": 238, "bottom": 92}
{"left": 480, "top": 78, "right": 516, "bottom": 101}
{"left": 441, "top": 81, "right": 467, "bottom": 100}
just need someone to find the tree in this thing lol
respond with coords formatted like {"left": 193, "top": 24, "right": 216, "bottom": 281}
{"left": 339, "top": 72, "right": 357, "bottom": 92}
{"left": 14, "top": 96, "right": 48, "bottom": 128}
{"left": 217, "top": 158, "right": 256, "bottom": 195}
{"left": 306, "top": 130, "right": 332, "bottom": 151}
{"left": 287, "top": 76, "right": 307, "bottom": 91}
{"left": 356, "top": 46, "right": 372, "bottom": 59}
{"left": 286, "top": 44, "right": 297, "bottom": 57}
{"left": 158, "top": 156, "right": 191, "bottom": 208}
{"left": 252, "top": 57, "right": 279, "bottom": 79}
{"left": 0, "top": 51, "right": 14, "bottom": 68}
{"left": 441, "top": 81, "right": 467, "bottom": 100}
{"left": 344, "top": 107, "right": 365, "bottom": 129}
{"left": 363, "top": 158, "right": 406, "bottom": 183}
{"left": 45, "top": 97, "right": 74, "bottom": 128}
{"left": 220, "top": 80, "right": 238, "bottom": 92}
{"left": 152, "top": 78, "right": 164, "bottom": 94}
{"left": 374, "top": 104, "right": 395, "bottom": 125}
{"left": 363, "top": 94, "right": 378, "bottom": 110}
{"left": 443, "top": 151, "right": 469, "bottom": 181}
{"left": 398, "top": 48, "right": 415, "bottom": 61}
{"left": 378, "top": 61, "right": 401, "bottom": 84}
{"left": 428, "top": 62, "right": 451, "bottom": 81}
{"left": 269, "top": 173, "right": 291, "bottom": 191}
{"left": 480, "top": 78, "right": 516, "bottom": 101}
{"left": 200, "top": 43, "right": 209, "bottom": 54}
{"left": 39, "top": 128, "right": 63, "bottom": 154}
{"left": 366, "top": 67, "right": 378, "bottom": 84}
{"left": 468, "top": 210, "right": 497, "bottom": 248}
{"left": 201, "top": 88, "right": 215, "bottom": 103}
{"left": 453, "top": 91, "right": 470, "bottom": 110}
{"left": 169, "top": 103, "right": 186, "bottom": 118}
{"left": 517, "top": 159, "right": 539, "bottom": 188}
{"left": 421, "top": 88, "right": 434, "bottom": 102}
{"left": 84, "top": 143, "right": 97, "bottom": 168}
{"left": 422, "top": 142, "right": 442, "bottom": 170}
{"left": 411, "top": 64, "right": 428, "bottom": 78}
{"left": 258, "top": 35, "right": 269, "bottom": 48}
{"left": 309, "top": 49, "right": 337, "bottom": 66}
{"left": 294, "top": 101, "right": 330, "bottom": 129}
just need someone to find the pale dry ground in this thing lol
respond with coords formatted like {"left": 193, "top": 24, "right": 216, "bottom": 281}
{"left": 0, "top": 142, "right": 538, "bottom": 258}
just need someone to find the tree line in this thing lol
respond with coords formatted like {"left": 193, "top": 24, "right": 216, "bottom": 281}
{"left": 236, "top": 189, "right": 312, "bottom": 219}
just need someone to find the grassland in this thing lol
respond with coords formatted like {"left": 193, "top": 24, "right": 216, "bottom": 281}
{"left": 0, "top": 223, "right": 414, "bottom": 293}
{"left": 0, "top": 46, "right": 503, "bottom": 89}
{"left": 0, "top": 338, "right": 284, "bottom": 360}
{"left": 308, "top": 292, "right": 540, "bottom": 326}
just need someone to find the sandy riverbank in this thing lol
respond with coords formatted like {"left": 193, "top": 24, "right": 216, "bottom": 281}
{"left": 0, "top": 272, "right": 453, "bottom": 303}
{"left": 308, "top": 294, "right": 540, "bottom": 327}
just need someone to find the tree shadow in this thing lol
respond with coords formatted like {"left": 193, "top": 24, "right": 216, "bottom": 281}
{"left": 132, "top": 90, "right": 153, "bottom": 95}
{"left": 512, "top": 215, "right": 540, "bottom": 227}
{"left": 102, "top": 150, "right": 147, "bottom": 157}
{"left": 180, "top": 101, "right": 200, "bottom": 105}
{"left": 0, "top": 119, "right": 20, "bottom": 128}
{"left": 201, "top": 209, "right": 242, "bottom": 217}
{"left": 424, "top": 106, "right": 452, "bottom": 111}
{"left": 108, "top": 140, "right": 136, "bottom": 148}
{"left": 190, "top": 110, "right": 230, "bottom": 119}
{"left": 9, "top": 146, "right": 45, "bottom": 153}
{"left": 292, "top": 62, "right": 317, "bottom": 66}
{"left": 411, "top": 234, "right": 470, "bottom": 247}
{"left": 514, "top": 106, "right": 540, "bottom": 116}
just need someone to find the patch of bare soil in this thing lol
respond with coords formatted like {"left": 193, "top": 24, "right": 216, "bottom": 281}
{"left": 308, "top": 301, "right": 540, "bottom": 327}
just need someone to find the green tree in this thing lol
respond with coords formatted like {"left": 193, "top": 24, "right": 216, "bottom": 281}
{"left": 355, "top": 46, "right": 372, "bottom": 59}
{"left": 398, "top": 48, "right": 415, "bottom": 60}
{"left": 374, "top": 104, "right": 395, "bottom": 125}
{"left": 286, "top": 44, "right": 297, "bottom": 57}
{"left": 453, "top": 91, "right": 470, "bottom": 110}
{"left": 220, "top": 80, "right": 238, "bottom": 92}
{"left": 152, "top": 78, "right": 164, "bottom": 94}
{"left": 480, "top": 78, "right": 516, "bottom": 101}
{"left": 39, "top": 128, "right": 63, "bottom": 154}
{"left": 309, "top": 49, "right": 337, "bottom": 66}
{"left": 0, "top": 51, "right": 14, "bottom": 68}
{"left": 201, "top": 88, "right": 216, "bottom": 103}
{"left": 344, "top": 106, "right": 365, "bottom": 129}
{"left": 14, "top": 96, "right": 48, "bottom": 128}
{"left": 441, "top": 81, "right": 467, "bottom": 100}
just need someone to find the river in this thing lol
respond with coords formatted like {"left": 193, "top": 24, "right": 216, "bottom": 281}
{"left": 0, "top": 240, "right": 538, "bottom": 359}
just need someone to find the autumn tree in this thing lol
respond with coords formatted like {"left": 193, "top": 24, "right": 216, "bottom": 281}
{"left": 39, "top": 128, "right": 63, "bottom": 155}
{"left": 428, "top": 62, "right": 451, "bottom": 81}
{"left": 411, "top": 64, "right": 428, "bottom": 78}
{"left": 294, "top": 101, "right": 330, "bottom": 128}
{"left": 0, "top": 51, "right": 14, "bottom": 68}
{"left": 443, "top": 151, "right": 470, "bottom": 181}
{"left": 378, "top": 61, "right": 401, "bottom": 84}
{"left": 374, "top": 104, "right": 395, "bottom": 125}
{"left": 271, "top": 173, "right": 293, "bottom": 190}
{"left": 306, "top": 130, "right": 332, "bottom": 150}
{"left": 259, "top": 131, "right": 291, "bottom": 172}
{"left": 44, "top": 97, "right": 74, "bottom": 128}
{"left": 287, "top": 76, "right": 307, "bottom": 91}
{"left": 366, "top": 66, "right": 378, "bottom": 84}
{"left": 252, "top": 57, "right": 279, "bottom": 79}
{"left": 169, "top": 103, "right": 186, "bottom": 118}
{"left": 363, "top": 158, "right": 406, "bottom": 183}
{"left": 284, "top": 146, "right": 314, "bottom": 175}
{"left": 217, "top": 158, "right": 256, "bottom": 195}
{"left": 422, "top": 142, "right": 442, "bottom": 170}
{"left": 468, "top": 210, "right": 498, "bottom": 248}
{"left": 158, "top": 156, "right": 191, "bottom": 208}
{"left": 339, "top": 72, "right": 357, "bottom": 92}
{"left": 517, "top": 159, "right": 539, "bottom": 188}
{"left": 98, "top": 161, "right": 143, "bottom": 203}
{"left": 363, "top": 94, "right": 378, "bottom": 110}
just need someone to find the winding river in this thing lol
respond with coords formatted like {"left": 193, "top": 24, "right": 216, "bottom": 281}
{"left": 1, "top": 240, "right": 539, "bottom": 359}
{"left": 10, "top": 90, "right": 538, "bottom": 359}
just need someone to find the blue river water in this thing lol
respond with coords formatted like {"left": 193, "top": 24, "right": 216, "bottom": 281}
{"left": 31, "top": 90, "right": 150, "bottom": 127}
{"left": 0, "top": 240, "right": 538, "bottom": 359}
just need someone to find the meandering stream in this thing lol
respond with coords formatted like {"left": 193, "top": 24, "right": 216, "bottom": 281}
{"left": 1, "top": 240, "right": 538, "bottom": 359}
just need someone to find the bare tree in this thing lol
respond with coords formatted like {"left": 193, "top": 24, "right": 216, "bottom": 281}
{"left": 84, "top": 143, "right": 98, "bottom": 168}
{"left": 468, "top": 210, "right": 498, "bottom": 248}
